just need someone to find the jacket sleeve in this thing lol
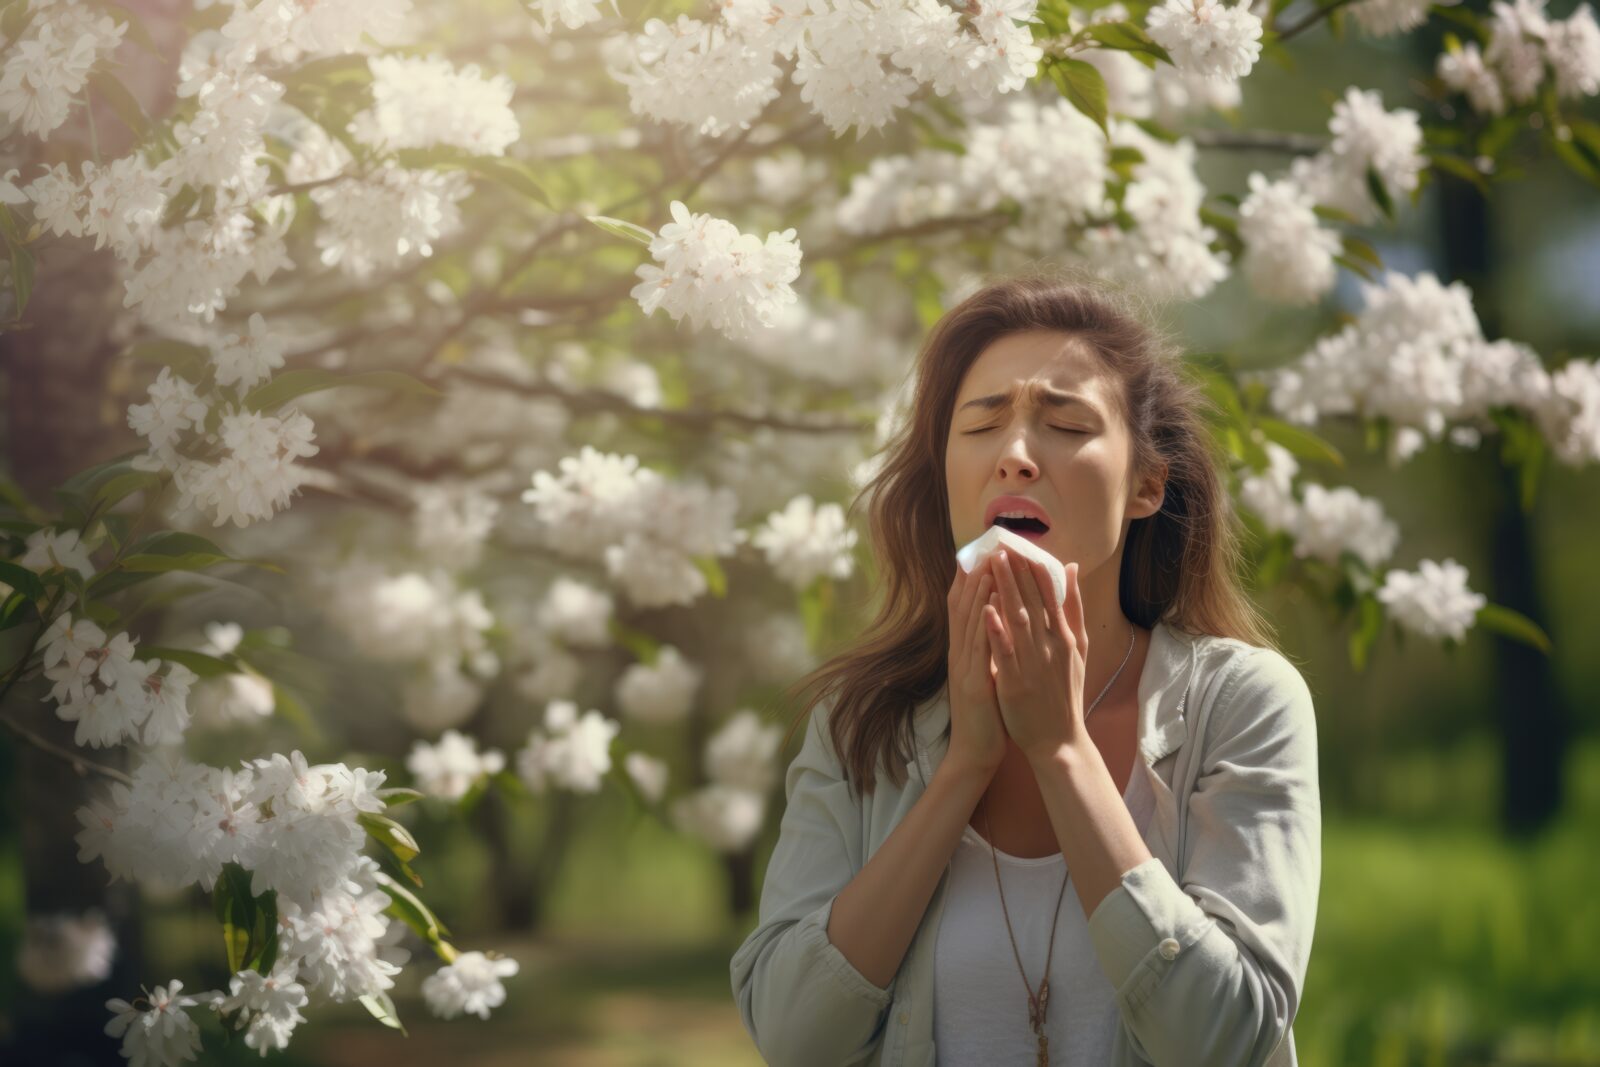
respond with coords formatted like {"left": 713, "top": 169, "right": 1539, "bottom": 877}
{"left": 1085, "top": 646, "right": 1322, "bottom": 1067}
{"left": 729, "top": 701, "right": 896, "bottom": 1067}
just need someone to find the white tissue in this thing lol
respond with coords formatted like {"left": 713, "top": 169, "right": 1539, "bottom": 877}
{"left": 956, "top": 525, "right": 1068, "bottom": 607}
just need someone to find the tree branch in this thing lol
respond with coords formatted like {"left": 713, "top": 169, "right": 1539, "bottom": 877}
{"left": 1, "top": 714, "right": 133, "bottom": 785}
{"left": 1275, "top": 0, "right": 1364, "bottom": 42}
{"left": 1187, "top": 128, "right": 1328, "bottom": 155}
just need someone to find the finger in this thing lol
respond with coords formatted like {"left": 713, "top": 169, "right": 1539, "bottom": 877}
{"left": 1013, "top": 555, "right": 1049, "bottom": 635}
{"left": 957, "top": 570, "right": 993, "bottom": 667}
{"left": 967, "top": 576, "right": 996, "bottom": 680}
{"left": 992, "top": 550, "right": 1029, "bottom": 637}
{"left": 954, "top": 563, "right": 989, "bottom": 655}
{"left": 985, "top": 590, "right": 1016, "bottom": 663}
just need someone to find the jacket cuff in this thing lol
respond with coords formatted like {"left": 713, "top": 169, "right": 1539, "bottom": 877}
{"left": 802, "top": 892, "right": 898, "bottom": 1006}
{"left": 1086, "top": 856, "right": 1217, "bottom": 1000}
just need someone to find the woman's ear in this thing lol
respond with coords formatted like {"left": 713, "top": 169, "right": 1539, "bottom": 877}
{"left": 1129, "top": 462, "right": 1167, "bottom": 520}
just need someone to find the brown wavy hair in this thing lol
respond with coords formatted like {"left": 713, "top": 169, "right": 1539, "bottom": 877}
{"left": 778, "top": 266, "right": 1278, "bottom": 799}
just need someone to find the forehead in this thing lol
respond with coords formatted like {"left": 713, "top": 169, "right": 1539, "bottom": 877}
{"left": 954, "top": 332, "right": 1113, "bottom": 413}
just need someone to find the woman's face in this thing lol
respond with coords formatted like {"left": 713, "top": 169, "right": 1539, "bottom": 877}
{"left": 944, "top": 330, "right": 1160, "bottom": 574}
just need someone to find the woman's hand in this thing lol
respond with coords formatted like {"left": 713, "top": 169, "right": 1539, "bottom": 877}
{"left": 945, "top": 557, "right": 1008, "bottom": 780}
{"left": 983, "top": 549, "right": 1089, "bottom": 762}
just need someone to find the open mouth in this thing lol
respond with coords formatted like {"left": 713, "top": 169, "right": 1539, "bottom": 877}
{"left": 992, "top": 516, "right": 1049, "bottom": 540}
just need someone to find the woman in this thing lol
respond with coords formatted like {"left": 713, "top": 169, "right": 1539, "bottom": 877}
{"left": 730, "top": 270, "right": 1321, "bottom": 1067}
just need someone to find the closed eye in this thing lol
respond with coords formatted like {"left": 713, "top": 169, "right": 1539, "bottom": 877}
{"left": 963, "top": 426, "right": 1087, "bottom": 435}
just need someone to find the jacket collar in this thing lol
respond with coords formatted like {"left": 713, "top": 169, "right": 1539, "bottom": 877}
{"left": 912, "top": 618, "right": 1198, "bottom": 785}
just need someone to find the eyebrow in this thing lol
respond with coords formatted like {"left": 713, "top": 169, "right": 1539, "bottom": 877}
{"left": 957, "top": 385, "right": 1101, "bottom": 417}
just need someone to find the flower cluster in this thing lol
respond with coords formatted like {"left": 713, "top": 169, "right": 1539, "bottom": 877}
{"left": 1254, "top": 270, "right": 1600, "bottom": 467}
{"left": 1437, "top": 0, "right": 1600, "bottom": 115}
{"left": 520, "top": 445, "right": 747, "bottom": 609}
{"left": 603, "top": 0, "right": 1045, "bottom": 141}
{"left": 630, "top": 200, "right": 804, "bottom": 342}
{"left": 670, "top": 709, "right": 784, "bottom": 852}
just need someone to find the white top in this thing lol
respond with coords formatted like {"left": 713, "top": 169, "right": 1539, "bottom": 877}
{"left": 933, "top": 751, "right": 1157, "bottom": 1065}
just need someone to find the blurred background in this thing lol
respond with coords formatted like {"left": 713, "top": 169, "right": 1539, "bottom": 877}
{"left": 2, "top": 0, "right": 1599, "bottom": 1064}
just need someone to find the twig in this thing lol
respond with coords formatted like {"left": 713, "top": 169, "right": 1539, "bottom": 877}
{"left": 0, "top": 714, "right": 133, "bottom": 785}
{"left": 1276, "top": 0, "right": 1363, "bottom": 41}
{"left": 1187, "top": 128, "right": 1327, "bottom": 155}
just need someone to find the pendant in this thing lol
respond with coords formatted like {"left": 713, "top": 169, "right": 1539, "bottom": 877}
{"left": 1036, "top": 1031, "right": 1049, "bottom": 1067}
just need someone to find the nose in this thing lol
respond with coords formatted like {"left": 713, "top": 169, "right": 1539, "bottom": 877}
{"left": 995, "top": 433, "right": 1039, "bottom": 483}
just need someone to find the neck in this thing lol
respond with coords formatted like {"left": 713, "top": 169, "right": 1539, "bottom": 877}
{"left": 1077, "top": 566, "right": 1138, "bottom": 708}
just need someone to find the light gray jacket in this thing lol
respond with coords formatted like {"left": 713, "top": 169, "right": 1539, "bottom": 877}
{"left": 730, "top": 618, "right": 1321, "bottom": 1066}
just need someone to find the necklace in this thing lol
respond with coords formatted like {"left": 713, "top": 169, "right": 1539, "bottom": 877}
{"left": 978, "top": 620, "right": 1138, "bottom": 1067}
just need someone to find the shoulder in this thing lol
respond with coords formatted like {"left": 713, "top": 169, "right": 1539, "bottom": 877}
{"left": 1187, "top": 635, "right": 1318, "bottom": 749}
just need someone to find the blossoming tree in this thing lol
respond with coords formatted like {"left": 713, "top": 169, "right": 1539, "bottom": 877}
{"left": 1, "top": 0, "right": 1595, "bottom": 1059}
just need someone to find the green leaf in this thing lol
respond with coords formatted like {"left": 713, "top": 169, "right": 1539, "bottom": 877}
{"left": 1552, "top": 131, "right": 1600, "bottom": 189}
{"left": 1129, "top": 117, "right": 1179, "bottom": 144}
{"left": 375, "top": 869, "right": 452, "bottom": 942}
{"left": 359, "top": 811, "right": 421, "bottom": 864}
{"left": 1083, "top": 21, "right": 1173, "bottom": 65}
{"left": 1348, "top": 594, "right": 1383, "bottom": 672}
{"left": 606, "top": 618, "right": 660, "bottom": 665}
{"left": 4, "top": 230, "right": 33, "bottom": 319}
{"left": 1340, "top": 235, "right": 1384, "bottom": 271}
{"left": 250, "top": 890, "right": 279, "bottom": 974}
{"left": 1475, "top": 603, "right": 1552, "bottom": 653}
{"left": 0, "top": 561, "right": 45, "bottom": 603}
{"left": 393, "top": 147, "right": 550, "bottom": 206}
{"left": 88, "top": 70, "right": 149, "bottom": 137}
{"left": 213, "top": 862, "right": 257, "bottom": 973}
{"left": 1426, "top": 152, "right": 1490, "bottom": 195}
{"left": 377, "top": 786, "right": 426, "bottom": 808}
{"left": 1255, "top": 416, "right": 1346, "bottom": 469}
{"left": 1365, "top": 164, "right": 1395, "bottom": 221}
{"left": 127, "top": 339, "right": 210, "bottom": 381}
{"left": 242, "top": 368, "right": 442, "bottom": 413}
{"left": 92, "top": 470, "right": 164, "bottom": 513}
{"left": 270, "top": 681, "right": 327, "bottom": 746}
{"left": 1333, "top": 252, "right": 1377, "bottom": 282}
{"left": 136, "top": 646, "right": 237, "bottom": 677}
{"left": 56, "top": 449, "right": 147, "bottom": 502}
{"left": 0, "top": 474, "right": 35, "bottom": 515}
{"left": 586, "top": 214, "right": 656, "bottom": 245}
{"left": 692, "top": 554, "right": 727, "bottom": 598}
{"left": 1045, "top": 58, "right": 1109, "bottom": 136}
{"left": 358, "top": 991, "right": 408, "bottom": 1036}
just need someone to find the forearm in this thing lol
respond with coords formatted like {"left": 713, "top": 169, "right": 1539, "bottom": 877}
{"left": 1026, "top": 737, "right": 1153, "bottom": 920}
{"left": 825, "top": 758, "right": 991, "bottom": 990}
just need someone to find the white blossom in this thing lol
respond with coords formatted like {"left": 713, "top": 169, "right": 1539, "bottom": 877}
{"left": 406, "top": 729, "right": 506, "bottom": 801}
{"left": 104, "top": 979, "right": 213, "bottom": 1067}
{"left": 515, "top": 700, "right": 621, "bottom": 793}
{"left": 350, "top": 55, "right": 520, "bottom": 157}
{"left": 671, "top": 783, "right": 766, "bottom": 851}
{"left": 630, "top": 199, "right": 803, "bottom": 341}
{"left": 1376, "top": 558, "right": 1487, "bottom": 642}
{"left": 623, "top": 751, "right": 670, "bottom": 804}
{"left": 705, "top": 709, "right": 783, "bottom": 793}
{"left": 614, "top": 645, "right": 703, "bottom": 725}
{"left": 18, "top": 908, "right": 116, "bottom": 994}
{"left": 1292, "top": 483, "right": 1400, "bottom": 569}
{"left": 421, "top": 950, "right": 518, "bottom": 1020}
{"left": 216, "top": 963, "right": 309, "bottom": 1054}
{"left": 1236, "top": 172, "right": 1341, "bottom": 305}
{"left": 212, "top": 312, "right": 287, "bottom": 393}
{"left": 1146, "top": 0, "right": 1263, "bottom": 84}
{"left": 748, "top": 494, "right": 859, "bottom": 589}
